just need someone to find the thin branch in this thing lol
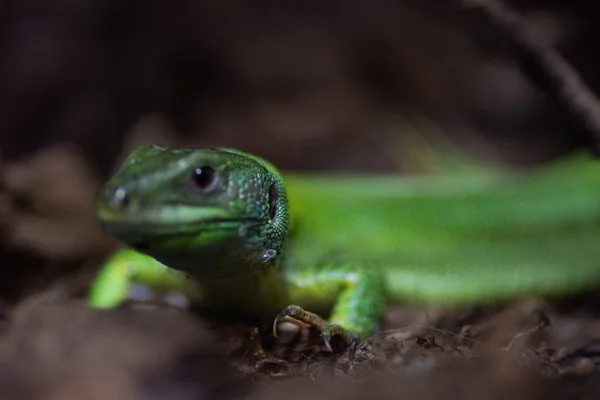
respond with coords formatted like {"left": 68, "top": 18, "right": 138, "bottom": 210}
{"left": 466, "top": 0, "right": 600, "bottom": 153}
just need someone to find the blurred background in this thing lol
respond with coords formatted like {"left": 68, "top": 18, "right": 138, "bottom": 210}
{"left": 1, "top": 0, "right": 600, "bottom": 399}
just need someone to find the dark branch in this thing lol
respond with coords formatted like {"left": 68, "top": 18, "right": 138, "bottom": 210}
{"left": 467, "top": 0, "right": 600, "bottom": 155}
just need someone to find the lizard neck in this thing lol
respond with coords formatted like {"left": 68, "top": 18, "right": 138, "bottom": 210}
{"left": 148, "top": 248, "right": 291, "bottom": 318}
{"left": 192, "top": 260, "right": 289, "bottom": 319}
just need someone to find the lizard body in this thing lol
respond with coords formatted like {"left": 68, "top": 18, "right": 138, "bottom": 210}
{"left": 88, "top": 145, "right": 600, "bottom": 344}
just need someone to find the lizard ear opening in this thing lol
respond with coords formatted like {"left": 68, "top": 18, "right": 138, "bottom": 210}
{"left": 268, "top": 183, "right": 278, "bottom": 221}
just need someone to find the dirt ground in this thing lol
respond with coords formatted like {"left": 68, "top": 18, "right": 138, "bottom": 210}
{"left": 2, "top": 1, "right": 600, "bottom": 399}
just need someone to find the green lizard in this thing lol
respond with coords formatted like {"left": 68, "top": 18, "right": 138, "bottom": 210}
{"left": 88, "top": 145, "right": 600, "bottom": 349}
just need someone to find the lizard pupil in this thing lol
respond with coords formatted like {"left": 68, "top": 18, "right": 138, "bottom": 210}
{"left": 268, "top": 183, "right": 278, "bottom": 220}
{"left": 192, "top": 166, "right": 216, "bottom": 190}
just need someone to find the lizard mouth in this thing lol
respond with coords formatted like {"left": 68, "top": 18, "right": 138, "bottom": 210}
{"left": 102, "top": 217, "right": 259, "bottom": 253}
{"left": 101, "top": 218, "right": 252, "bottom": 236}
{"left": 96, "top": 203, "right": 239, "bottom": 223}
{"left": 97, "top": 204, "right": 260, "bottom": 241}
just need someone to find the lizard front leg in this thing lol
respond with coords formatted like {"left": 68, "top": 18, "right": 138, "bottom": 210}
{"left": 276, "top": 264, "right": 386, "bottom": 351}
{"left": 88, "top": 248, "right": 201, "bottom": 308}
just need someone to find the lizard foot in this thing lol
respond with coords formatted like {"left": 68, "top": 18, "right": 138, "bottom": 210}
{"left": 273, "top": 304, "right": 353, "bottom": 352}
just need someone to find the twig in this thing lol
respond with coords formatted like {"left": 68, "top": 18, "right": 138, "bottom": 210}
{"left": 466, "top": 0, "right": 600, "bottom": 154}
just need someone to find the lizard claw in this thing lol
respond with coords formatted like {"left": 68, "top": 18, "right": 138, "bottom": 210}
{"left": 273, "top": 305, "right": 303, "bottom": 337}
{"left": 319, "top": 323, "right": 349, "bottom": 352}
{"left": 273, "top": 304, "right": 351, "bottom": 351}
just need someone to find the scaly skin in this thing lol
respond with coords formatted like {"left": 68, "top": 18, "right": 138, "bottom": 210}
{"left": 88, "top": 145, "right": 600, "bottom": 348}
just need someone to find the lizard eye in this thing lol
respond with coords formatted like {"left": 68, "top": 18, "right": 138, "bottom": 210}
{"left": 268, "top": 183, "right": 278, "bottom": 220}
{"left": 192, "top": 166, "right": 217, "bottom": 190}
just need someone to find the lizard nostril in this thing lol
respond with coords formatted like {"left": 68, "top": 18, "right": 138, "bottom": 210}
{"left": 109, "top": 187, "right": 130, "bottom": 208}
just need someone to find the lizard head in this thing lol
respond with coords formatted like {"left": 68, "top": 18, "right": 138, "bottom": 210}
{"left": 96, "top": 145, "right": 289, "bottom": 275}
